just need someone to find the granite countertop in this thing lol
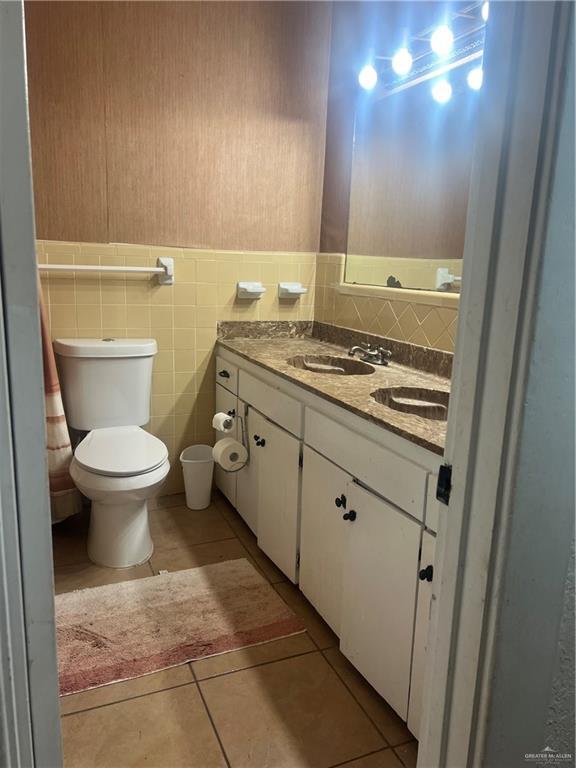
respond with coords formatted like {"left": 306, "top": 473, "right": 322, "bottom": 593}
{"left": 217, "top": 335, "right": 450, "bottom": 455}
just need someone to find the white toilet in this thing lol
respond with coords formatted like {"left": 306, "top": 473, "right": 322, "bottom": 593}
{"left": 54, "top": 338, "right": 170, "bottom": 568}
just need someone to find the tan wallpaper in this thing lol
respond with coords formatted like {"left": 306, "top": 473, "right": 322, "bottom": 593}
{"left": 38, "top": 240, "right": 315, "bottom": 495}
{"left": 315, "top": 254, "right": 458, "bottom": 352}
{"left": 25, "top": 2, "right": 332, "bottom": 251}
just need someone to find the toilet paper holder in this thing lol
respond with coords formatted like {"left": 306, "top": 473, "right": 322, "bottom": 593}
{"left": 212, "top": 403, "right": 251, "bottom": 473}
{"left": 212, "top": 411, "right": 235, "bottom": 432}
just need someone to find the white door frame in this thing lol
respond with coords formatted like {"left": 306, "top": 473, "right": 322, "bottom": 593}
{"left": 419, "top": 2, "right": 573, "bottom": 766}
{"left": 0, "top": 2, "right": 63, "bottom": 765}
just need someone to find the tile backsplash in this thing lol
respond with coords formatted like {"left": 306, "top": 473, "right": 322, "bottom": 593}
{"left": 315, "top": 254, "right": 458, "bottom": 352}
{"left": 38, "top": 240, "right": 315, "bottom": 495}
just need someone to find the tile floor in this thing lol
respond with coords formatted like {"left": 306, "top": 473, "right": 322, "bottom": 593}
{"left": 53, "top": 492, "right": 418, "bottom": 768}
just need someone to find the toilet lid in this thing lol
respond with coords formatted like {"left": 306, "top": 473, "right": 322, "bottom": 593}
{"left": 75, "top": 426, "right": 168, "bottom": 477}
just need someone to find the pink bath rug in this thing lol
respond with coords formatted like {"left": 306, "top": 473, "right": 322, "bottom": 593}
{"left": 56, "top": 558, "right": 304, "bottom": 696}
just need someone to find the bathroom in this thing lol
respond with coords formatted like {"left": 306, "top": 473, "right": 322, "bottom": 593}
{"left": 0, "top": 2, "right": 574, "bottom": 767}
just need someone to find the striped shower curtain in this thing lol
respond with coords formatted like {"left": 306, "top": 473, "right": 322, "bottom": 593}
{"left": 38, "top": 285, "right": 82, "bottom": 523}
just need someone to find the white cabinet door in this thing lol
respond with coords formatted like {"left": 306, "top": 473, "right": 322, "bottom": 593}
{"left": 235, "top": 403, "right": 261, "bottom": 534}
{"left": 300, "top": 447, "right": 350, "bottom": 634}
{"left": 407, "top": 530, "right": 436, "bottom": 739}
{"left": 340, "top": 483, "right": 421, "bottom": 720}
{"left": 214, "top": 384, "right": 238, "bottom": 507}
{"left": 256, "top": 414, "right": 301, "bottom": 583}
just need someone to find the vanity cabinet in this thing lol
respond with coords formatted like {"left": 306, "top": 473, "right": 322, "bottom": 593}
{"left": 253, "top": 409, "right": 301, "bottom": 582}
{"left": 340, "top": 482, "right": 421, "bottom": 721}
{"left": 301, "top": 445, "right": 421, "bottom": 719}
{"left": 407, "top": 530, "right": 436, "bottom": 739}
{"left": 300, "top": 447, "right": 350, "bottom": 634}
{"left": 237, "top": 405, "right": 301, "bottom": 582}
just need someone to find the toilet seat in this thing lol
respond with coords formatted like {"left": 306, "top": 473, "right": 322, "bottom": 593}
{"left": 75, "top": 426, "right": 168, "bottom": 477}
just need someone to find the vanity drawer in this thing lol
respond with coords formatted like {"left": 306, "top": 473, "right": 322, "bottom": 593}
{"left": 215, "top": 356, "right": 238, "bottom": 394}
{"left": 239, "top": 371, "right": 302, "bottom": 437}
{"left": 305, "top": 409, "right": 427, "bottom": 520}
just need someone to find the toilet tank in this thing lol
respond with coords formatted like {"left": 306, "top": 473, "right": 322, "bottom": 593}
{"left": 53, "top": 338, "right": 158, "bottom": 430}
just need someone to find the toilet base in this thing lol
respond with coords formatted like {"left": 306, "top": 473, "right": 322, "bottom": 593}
{"left": 88, "top": 499, "right": 153, "bottom": 568}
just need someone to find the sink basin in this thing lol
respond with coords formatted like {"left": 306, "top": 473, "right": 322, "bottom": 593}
{"left": 287, "top": 355, "right": 375, "bottom": 376}
{"left": 371, "top": 386, "right": 449, "bottom": 420}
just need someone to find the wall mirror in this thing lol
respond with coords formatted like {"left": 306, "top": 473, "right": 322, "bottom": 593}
{"left": 345, "top": 1, "right": 487, "bottom": 294}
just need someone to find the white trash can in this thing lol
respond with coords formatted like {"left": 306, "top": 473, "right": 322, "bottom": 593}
{"left": 180, "top": 445, "right": 214, "bottom": 510}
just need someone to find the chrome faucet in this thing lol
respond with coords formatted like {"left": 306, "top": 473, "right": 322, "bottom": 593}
{"left": 348, "top": 343, "right": 392, "bottom": 366}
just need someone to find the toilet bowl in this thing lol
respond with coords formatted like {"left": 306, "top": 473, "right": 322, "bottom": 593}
{"left": 70, "top": 426, "right": 170, "bottom": 568}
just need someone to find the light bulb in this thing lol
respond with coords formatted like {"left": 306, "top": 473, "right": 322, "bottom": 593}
{"left": 392, "top": 47, "right": 413, "bottom": 76}
{"left": 432, "top": 79, "right": 452, "bottom": 104}
{"left": 430, "top": 25, "right": 454, "bottom": 57}
{"left": 467, "top": 67, "right": 483, "bottom": 90}
{"left": 482, "top": 2, "right": 489, "bottom": 22}
{"left": 358, "top": 64, "right": 378, "bottom": 91}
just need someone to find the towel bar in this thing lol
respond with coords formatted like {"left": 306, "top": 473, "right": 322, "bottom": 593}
{"left": 38, "top": 257, "right": 174, "bottom": 285}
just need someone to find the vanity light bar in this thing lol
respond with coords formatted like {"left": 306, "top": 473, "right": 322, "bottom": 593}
{"left": 370, "top": 0, "right": 487, "bottom": 97}
{"left": 382, "top": 49, "right": 482, "bottom": 98}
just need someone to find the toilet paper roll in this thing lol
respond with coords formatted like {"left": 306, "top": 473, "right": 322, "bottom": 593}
{"left": 212, "top": 438, "right": 248, "bottom": 471}
{"left": 212, "top": 412, "right": 234, "bottom": 432}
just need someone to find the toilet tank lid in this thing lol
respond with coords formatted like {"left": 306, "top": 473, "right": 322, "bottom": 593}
{"left": 54, "top": 338, "right": 158, "bottom": 358}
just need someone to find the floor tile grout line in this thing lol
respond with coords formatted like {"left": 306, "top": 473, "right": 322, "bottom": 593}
{"left": 193, "top": 645, "right": 319, "bottom": 683}
{"left": 60, "top": 678, "right": 196, "bottom": 718}
{"left": 270, "top": 582, "right": 324, "bottom": 652}
{"left": 394, "top": 738, "right": 418, "bottom": 747}
{"left": 148, "top": 536, "right": 242, "bottom": 570}
{"left": 150, "top": 532, "right": 238, "bottom": 553}
{"left": 216, "top": 501, "right": 292, "bottom": 585}
{"left": 328, "top": 745, "right": 398, "bottom": 768}
{"left": 392, "top": 747, "right": 415, "bottom": 768}
{"left": 230, "top": 532, "right": 286, "bottom": 587}
{"left": 321, "top": 649, "right": 393, "bottom": 749}
{"left": 191, "top": 665, "right": 233, "bottom": 768}
{"left": 392, "top": 741, "right": 419, "bottom": 768}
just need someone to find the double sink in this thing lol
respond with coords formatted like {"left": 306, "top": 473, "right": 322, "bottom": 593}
{"left": 287, "top": 354, "right": 449, "bottom": 421}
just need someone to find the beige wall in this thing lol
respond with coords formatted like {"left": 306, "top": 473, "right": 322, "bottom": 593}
{"left": 38, "top": 240, "right": 315, "bottom": 495}
{"left": 315, "top": 254, "right": 458, "bottom": 352}
{"left": 25, "top": 2, "right": 332, "bottom": 251}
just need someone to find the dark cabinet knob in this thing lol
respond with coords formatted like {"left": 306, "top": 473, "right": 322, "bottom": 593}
{"left": 343, "top": 510, "right": 357, "bottom": 522}
{"left": 259, "top": 439, "right": 266, "bottom": 447}
{"left": 419, "top": 565, "right": 434, "bottom": 582}
{"left": 335, "top": 494, "right": 346, "bottom": 509}
{"left": 218, "top": 369, "right": 231, "bottom": 379}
